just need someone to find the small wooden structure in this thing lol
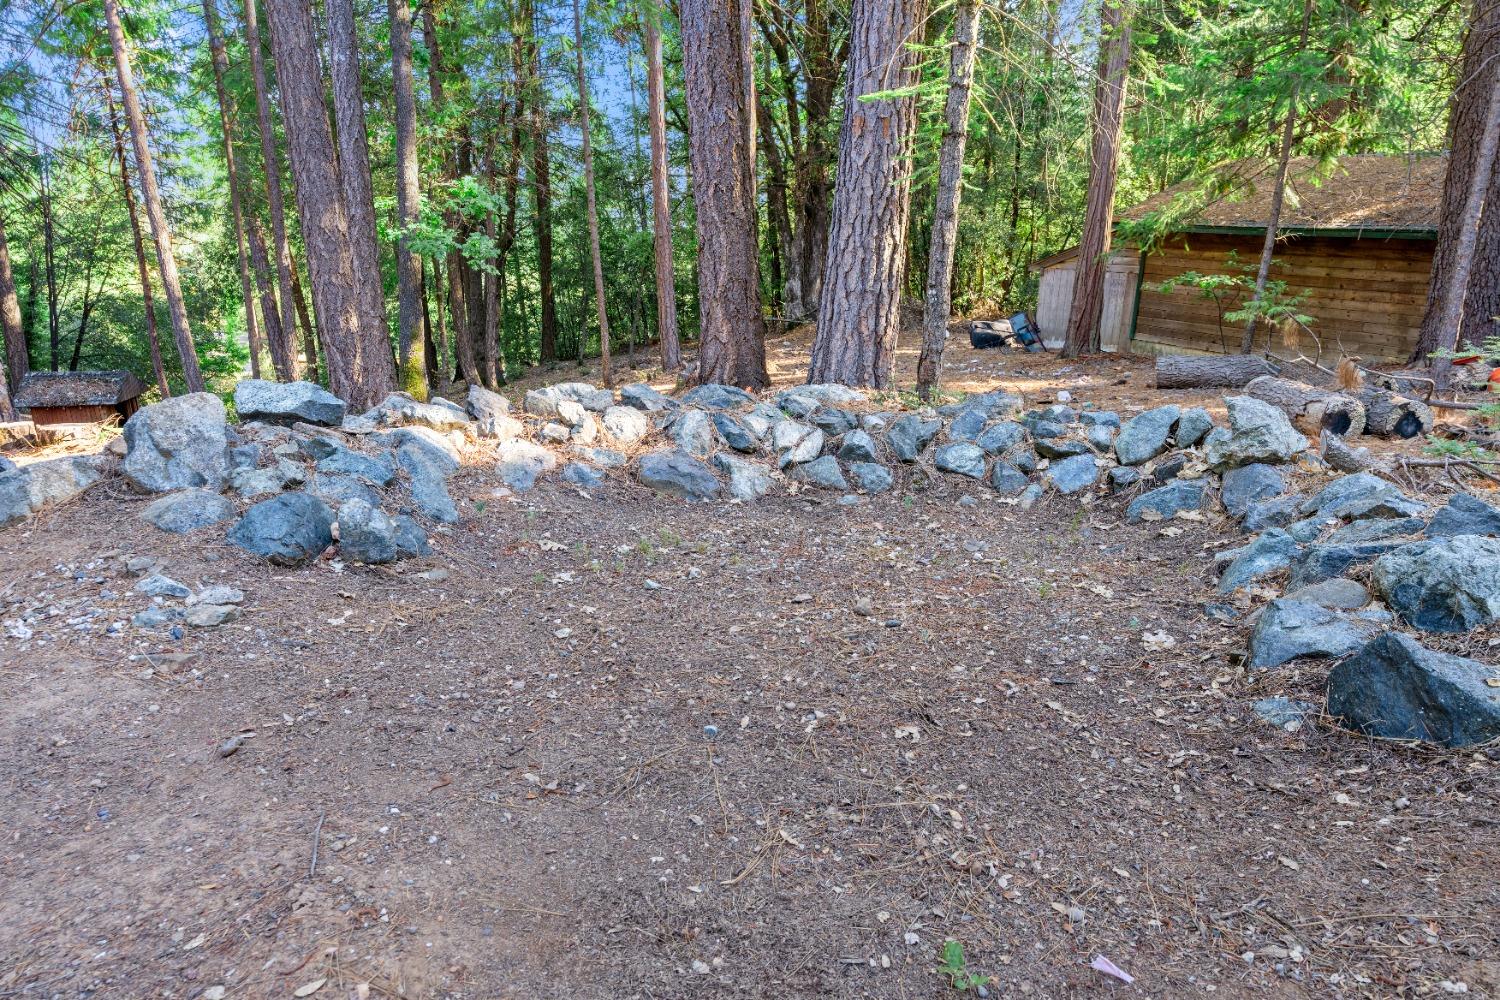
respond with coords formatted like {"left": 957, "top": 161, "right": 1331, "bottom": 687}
{"left": 15, "top": 370, "right": 149, "bottom": 427}
{"left": 1030, "top": 154, "right": 1444, "bottom": 361}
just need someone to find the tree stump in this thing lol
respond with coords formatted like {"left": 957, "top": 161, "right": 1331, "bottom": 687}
{"left": 1155, "top": 354, "right": 1276, "bottom": 389}
{"left": 1245, "top": 376, "right": 1367, "bottom": 437}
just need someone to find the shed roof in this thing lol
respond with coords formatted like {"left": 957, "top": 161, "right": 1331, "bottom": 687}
{"left": 15, "top": 370, "right": 150, "bottom": 408}
{"left": 1125, "top": 153, "right": 1446, "bottom": 235}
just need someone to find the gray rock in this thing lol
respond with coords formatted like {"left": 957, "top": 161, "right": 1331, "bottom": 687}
{"left": 136, "top": 573, "right": 191, "bottom": 599}
{"left": 1175, "top": 407, "right": 1215, "bottom": 447}
{"left": 1301, "top": 472, "right": 1392, "bottom": 517}
{"left": 376, "top": 426, "right": 463, "bottom": 470}
{"left": 1150, "top": 453, "right": 1189, "bottom": 484}
{"left": 989, "top": 462, "right": 1029, "bottom": 496}
{"left": 777, "top": 392, "right": 818, "bottom": 420}
{"left": 310, "top": 472, "right": 381, "bottom": 507}
{"left": 1018, "top": 483, "right": 1045, "bottom": 508}
{"left": 574, "top": 446, "right": 627, "bottom": 468}
{"left": 296, "top": 435, "right": 342, "bottom": 461}
{"left": 1328, "top": 492, "right": 1427, "bottom": 521}
{"left": 714, "top": 412, "right": 760, "bottom": 453}
{"left": 1126, "top": 479, "right": 1207, "bottom": 523}
{"left": 1114, "top": 405, "right": 1181, "bottom": 465}
{"left": 229, "top": 444, "right": 261, "bottom": 471}
{"left": 337, "top": 498, "right": 399, "bottom": 564}
{"left": 713, "top": 453, "right": 775, "bottom": 501}
{"left": 234, "top": 379, "right": 346, "bottom": 427}
{"left": 744, "top": 404, "right": 787, "bottom": 438}
{"left": 838, "top": 430, "right": 879, "bottom": 463}
{"left": 392, "top": 514, "right": 431, "bottom": 557}
{"left": 184, "top": 603, "right": 238, "bottom": 628}
{"left": 372, "top": 394, "right": 472, "bottom": 432}
{"left": 1218, "top": 528, "right": 1300, "bottom": 593}
{"left": 948, "top": 390, "right": 1023, "bottom": 420}
{"left": 1289, "top": 540, "right": 1407, "bottom": 589}
{"left": 1043, "top": 453, "right": 1100, "bottom": 495}
{"left": 1108, "top": 466, "right": 1141, "bottom": 491}
{"left": 1253, "top": 697, "right": 1319, "bottom": 730}
{"left": 1248, "top": 598, "right": 1380, "bottom": 669}
{"left": 496, "top": 440, "right": 557, "bottom": 492}
{"left": 316, "top": 446, "right": 396, "bottom": 486}
{"left": 849, "top": 461, "right": 893, "bottom": 494}
{"left": 132, "top": 606, "right": 184, "bottom": 627}
{"left": 620, "top": 383, "right": 678, "bottom": 412}
{"left": 601, "top": 405, "right": 651, "bottom": 446}
{"left": 976, "top": 421, "right": 1027, "bottom": 455}
{"left": 682, "top": 383, "right": 754, "bottom": 409}
{"left": 1222, "top": 463, "right": 1286, "bottom": 517}
{"left": 1372, "top": 535, "right": 1500, "bottom": 633}
{"left": 1204, "top": 396, "right": 1309, "bottom": 470}
{"left": 1285, "top": 577, "right": 1371, "bottom": 610}
{"left": 886, "top": 414, "right": 941, "bottom": 462}
{"left": 190, "top": 585, "right": 244, "bottom": 606}
{"left": 538, "top": 422, "right": 571, "bottom": 445}
{"left": 1328, "top": 517, "right": 1425, "bottom": 545}
{"left": 948, "top": 408, "right": 990, "bottom": 442}
{"left": 1242, "top": 495, "right": 1306, "bottom": 532}
{"left": 934, "top": 443, "right": 987, "bottom": 479}
{"left": 810, "top": 407, "right": 858, "bottom": 437}
{"left": 789, "top": 455, "right": 848, "bottom": 491}
{"left": 860, "top": 411, "right": 894, "bottom": 434}
{"left": 637, "top": 450, "right": 721, "bottom": 499}
{"left": 0, "top": 456, "right": 104, "bottom": 529}
{"left": 1027, "top": 419, "right": 1069, "bottom": 440}
{"left": 122, "top": 393, "right": 230, "bottom": 492}
{"left": 772, "top": 421, "right": 823, "bottom": 467}
{"left": 669, "top": 409, "right": 716, "bottom": 457}
{"left": 1036, "top": 404, "right": 1077, "bottom": 424}
{"left": 524, "top": 383, "right": 610, "bottom": 417}
{"left": 228, "top": 462, "right": 293, "bottom": 499}
{"left": 1085, "top": 424, "right": 1117, "bottom": 452}
{"left": 466, "top": 384, "right": 512, "bottom": 436}
{"left": 140, "top": 488, "right": 237, "bottom": 534}
{"left": 780, "top": 383, "right": 868, "bottom": 407}
{"left": 1328, "top": 632, "right": 1500, "bottom": 747}
{"left": 227, "top": 492, "right": 334, "bottom": 565}
{"left": 1080, "top": 410, "right": 1121, "bottom": 430}
{"left": 1035, "top": 437, "right": 1090, "bottom": 459}
{"left": 1427, "top": 493, "right": 1500, "bottom": 538}
{"left": 1287, "top": 516, "right": 1330, "bottom": 543}
{"left": 398, "top": 444, "right": 458, "bottom": 522}
{"left": 0, "top": 455, "right": 15, "bottom": 475}
{"left": 1007, "top": 447, "right": 1039, "bottom": 474}
{"left": 561, "top": 462, "right": 606, "bottom": 488}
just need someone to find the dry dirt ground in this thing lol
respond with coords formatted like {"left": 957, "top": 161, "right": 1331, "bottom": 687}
{"left": 2, "top": 331, "right": 1498, "bottom": 999}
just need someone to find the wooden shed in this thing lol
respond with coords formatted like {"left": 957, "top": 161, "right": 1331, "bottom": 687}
{"left": 15, "top": 371, "right": 149, "bottom": 427}
{"left": 1031, "top": 154, "right": 1444, "bottom": 361}
{"left": 1030, "top": 246, "right": 1142, "bottom": 351}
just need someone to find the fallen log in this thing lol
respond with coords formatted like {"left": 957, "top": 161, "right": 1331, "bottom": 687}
{"left": 1356, "top": 383, "right": 1434, "bottom": 439}
{"left": 1320, "top": 429, "right": 1386, "bottom": 474}
{"left": 1245, "top": 376, "right": 1367, "bottom": 437}
{"left": 1154, "top": 354, "right": 1276, "bottom": 389}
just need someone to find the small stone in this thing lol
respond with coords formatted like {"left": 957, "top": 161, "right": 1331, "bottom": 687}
{"left": 1242, "top": 494, "right": 1306, "bottom": 533}
{"left": 886, "top": 414, "right": 942, "bottom": 462}
{"left": 989, "top": 462, "right": 1029, "bottom": 496}
{"left": 1221, "top": 464, "right": 1286, "bottom": 517}
{"left": 669, "top": 409, "right": 716, "bottom": 457}
{"left": 810, "top": 407, "right": 857, "bottom": 436}
{"left": 713, "top": 453, "right": 775, "bottom": 501}
{"left": 713, "top": 412, "right": 760, "bottom": 453}
{"left": 637, "top": 451, "right": 720, "bottom": 500}
{"left": 140, "top": 489, "right": 237, "bottom": 534}
{"left": 1252, "top": 697, "right": 1317, "bottom": 731}
{"left": 789, "top": 455, "right": 848, "bottom": 491}
{"left": 1175, "top": 407, "right": 1215, "bottom": 447}
{"left": 337, "top": 498, "right": 399, "bottom": 564}
{"left": 975, "top": 421, "right": 1027, "bottom": 455}
{"left": 934, "top": 443, "right": 987, "bottom": 479}
{"left": 190, "top": 585, "right": 245, "bottom": 606}
{"left": 1218, "top": 528, "right": 1300, "bottom": 593}
{"left": 1114, "top": 405, "right": 1180, "bottom": 465}
{"left": 848, "top": 461, "right": 893, "bottom": 494}
{"left": 496, "top": 440, "right": 558, "bottom": 492}
{"left": 1043, "top": 454, "right": 1099, "bottom": 495}
{"left": 316, "top": 446, "right": 396, "bottom": 486}
{"left": 398, "top": 443, "right": 459, "bottom": 523}
{"left": 184, "top": 603, "right": 239, "bottom": 628}
{"left": 947, "top": 408, "right": 990, "bottom": 442}
{"left": 539, "top": 421, "right": 571, "bottom": 444}
{"left": 1107, "top": 466, "right": 1140, "bottom": 491}
{"left": 1035, "top": 437, "right": 1090, "bottom": 459}
{"left": 837, "top": 430, "right": 879, "bottom": 464}
{"left": 561, "top": 462, "right": 606, "bottom": 488}
{"left": 772, "top": 421, "right": 824, "bottom": 468}
{"left": 1284, "top": 577, "right": 1370, "bottom": 610}
{"left": 1126, "top": 479, "right": 1206, "bottom": 523}
{"left": 682, "top": 383, "right": 755, "bottom": 409}
{"left": 136, "top": 574, "right": 191, "bottom": 599}
{"left": 1289, "top": 540, "right": 1406, "bottom": 589}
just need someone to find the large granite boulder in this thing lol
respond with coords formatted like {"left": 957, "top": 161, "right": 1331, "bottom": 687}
{"left": 234, "top": 379, "right": 346, "bottom": 427}
{"left": 1426, "top": 493, "right": 1500, "bottom": 538}
{"left": 1371, "top": 535, "right": 1500, "bottom": 633}
{"left": 1043, "top": 454, "right": 1099, "bottom": 495}
{"left": 934, "top": 443, "right": 987, "bottom": 479}
{"left": 682, "top": 383, "right": 755, "bottom": 410}
{"left": 1114, "top": 405, "right": 1180, "bottom": 466}
{"left": 228, "top": 492, "right": 334, "bottom": 565}
{"left": 123, "top": 392, "right": 231, "bottom": 492}
{"left": 603, "top": 405, "right": 652, "bottom": 446}
{"left": 1217, "top": 528, "right": 1299, "bottom": 593}
{"left": 1247, "top": 598, "right": 1379, "bottom": 669}
{"left": 1221, "top": 463, "right": 1285, "bottom": 518}
{"left": 1204, "top": 396, "right": 1308, "bottom": 470}
{"left": 0, "top": 456, "right": 104, "bottom": 529}
{"left": 398, "top": 443, "right": 459, "bottom": 522}
{"left": 337, "top": 498, "right": 398, "bottom": 564}
{"left": 637, "top": 450, "right": 720, "bottom": 499}
{"left": 1126, "top": 479, "right": 1207, "bottom": 523}
{"left": 140, "top": 488, "right": 237, "bottom": 534}
{"left": 713, "top": 453, "right": 774, "bottom": 501}
{"left": 1328, "top": 632, "right": 1500, "bottom": 747}
{"left": 886, "top": 414, "right": 942, "bottom": 462}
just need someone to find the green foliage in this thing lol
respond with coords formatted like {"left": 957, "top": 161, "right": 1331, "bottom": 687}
{"left": 937, "top": 939, "right": 988, "bottom": 992}
{"left": 1423, "top": 437, "right": 1494, "bottom": 461}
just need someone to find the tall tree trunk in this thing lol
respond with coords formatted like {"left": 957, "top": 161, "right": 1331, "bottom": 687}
{"left": 68, "top": 264, "right": 99, "bottom": 372}
{"left": 201, "top": 0, "right": 264, "bottom": 378}
{"left": 1061, "top": 0, "right": 1131, "bottom": 358}
{"left": 809, "top": 0, "right": 926, "bottom": 387}
{"left": 482, "top": 134, "right": 502, "bottom": 389}
{"left": 388, "top": 0, "right": 427, "bottom": 396}
{"left": 572, "top": 0, "right": 612, "bottom": 385}
{"left": 1239, "top": 0, "right": 1311, "bottom": 355}
{"left": 42, "top": 161, "right": 59, "bottom": 372}
{"left": 0, "top": 211, "right": 27, "bottom": 401}
{"left": 244, "top": 219, "right": 287, "bottom": 383}
{"left": 288, "top": 253, "right": 319, "bottom": 382}
{"left": 104, "top": 0, "right": 205, "bottom": 392}
{"left": 242, "top": 0, "right": 299, "bottom": 379}
{"left": 106, "top": 90, "right": 168, "bottom": 396}
{"left": 326, "top": 0, "right": 391, "bottom": 352}
{"left": 1414, "top": 0, "right": 1500, "bottom": 361}
{"left": 523, "top": 0, "right": 558, "bottom": 365}
{"left": 265, "top": 0, "right": 397, "bottom": 408}
{"left": 681, "top": 0, "right": 767, "bottom": 388}
{"left": 916, "top": 0, "right": 980, "bottom": 397}
{"left": 757, "top": 85, "right": 792, "bottom": 320}
{"left": 644, "top": 3, "right": 682, "bottom": 371}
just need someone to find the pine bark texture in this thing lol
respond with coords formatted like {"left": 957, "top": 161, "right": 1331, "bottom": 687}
{"left": 0, "top": 212, "right": 27, "bottom": 398}
{"left": 326, "top": 0, "right": 392, "bottom": 351}
{"left": 1061, "top": 0, "right": 1131, "bottom": 358}
{"left": 106, "top": 92, "right": 169, "bottom": 397}
{"left": 916, "top": 1, "right": 980, "bottom": 396}
{"left": 265, "top": 0, "right": 396, "bottom": 408}
{"left": 1154, "top": 353, "right": 1274, "bottom": 389}
{"left": 104, "top": 0, "right": 205, "bottom": 393}
{"left": 522, "top": 0, "right": 558, "bottom": 365}
{"left": 572, "top": 0, "right": 612, "bottom": 385}
{"left": 241, "top": 0, "right": 299, "bottom": 379}
{"left": 644, "top": 7, "right": 682, "bottom": 370}
{"left": 808, "top": 0, "right": 926, "bottom": 387}
{"left": 1244, "top": 375, "right": 1367, "bottom": 437}
{"left": 681, "top": 0, "right": 768, "bottom": 388}
{"left": 389, "top": 0, "right": 427, "bottom": 396}
{"left": 200, "top": 0, "right": 263, "bottom": 378}
{"left": 244, "top": 219, "right": 286, "bottom": 382}
{"left": 1415, "top": 0, "right": 1500, "bottom": 360}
